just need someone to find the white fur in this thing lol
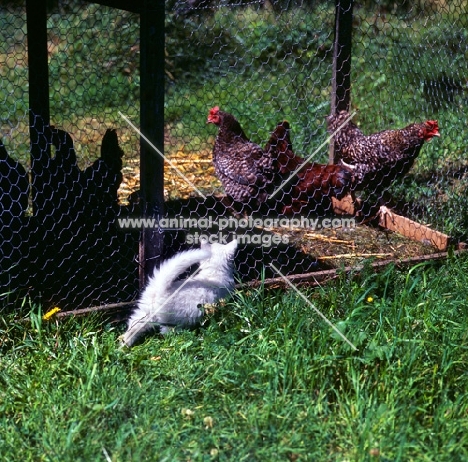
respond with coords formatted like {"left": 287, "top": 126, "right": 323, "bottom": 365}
{"left": 122, "top": 239, "right": 238, "bottom": 346}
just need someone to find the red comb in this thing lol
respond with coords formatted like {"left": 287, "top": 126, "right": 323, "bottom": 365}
{"left": 209, "top": 106, "right": 220, "bottom": 115}
{"left": 424, "top": 120, "right": 440, "bottom": 138}
{"left": 426, "top": 120, "right": 439, "bottom": 132}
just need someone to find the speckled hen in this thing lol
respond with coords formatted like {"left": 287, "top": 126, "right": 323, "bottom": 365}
{"left": 207, "top": 106, "right": 274, "bottom": 206}
{"left": 327, "top": 110, "right": 440, "bottom": 191}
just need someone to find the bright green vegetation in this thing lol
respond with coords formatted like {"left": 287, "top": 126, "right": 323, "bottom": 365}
{"left": 0, "top": 4, "right": 140, "bottom": 167}
{"left": 1, "top": 252, "right": 468, "bottom": 460}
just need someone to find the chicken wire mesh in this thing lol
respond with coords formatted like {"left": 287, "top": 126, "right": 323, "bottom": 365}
{"left": 1, "top": 0, "right": 467, "bottom": 311}
{"left": 1, "top": 0, "right": 141, "bottom": 310}
{"left": 165, "top": 0, "right": 467, "bottom": 282}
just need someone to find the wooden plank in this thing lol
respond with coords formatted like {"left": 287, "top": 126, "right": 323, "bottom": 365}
{"left": 26, "top": 0, "right": 51, "bottom": 216}
{"left": 26, "top": 0, "right": 50, "bottom": 125}
{"left": 240, "top": 249, "right": 466, "bottom": 290}
{"left": 379, "top": 206, "right": 450, "bottom": 251}
{"left": 139, "top": 0, "right": 166, "bottom": 286}
{"left": 331, "top": 0, "right": 354, "bottom": 113}
{"left": 54, "top": 301, "right": 136, "bottom": 319}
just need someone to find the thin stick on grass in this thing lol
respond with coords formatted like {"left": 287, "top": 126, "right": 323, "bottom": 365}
{"left": 317, "top": 252, "right": 394, "bottom": 260}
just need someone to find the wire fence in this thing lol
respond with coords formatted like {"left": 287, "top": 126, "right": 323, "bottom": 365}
{"left": 164, "top": 0, "right": 467, "bottom": 278}
{"left": 1, "top": 0, "right": 141, "bottom": 309}
{"left": 1, "top": 0, "right": 467, "bottom": 311}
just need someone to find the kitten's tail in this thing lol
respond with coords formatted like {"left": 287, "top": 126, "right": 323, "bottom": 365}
{"left": 150, "top": 247, "right": 212, "bottom": 295}
{"left": 122, "top": 247, "right": 211, "bottom": 347}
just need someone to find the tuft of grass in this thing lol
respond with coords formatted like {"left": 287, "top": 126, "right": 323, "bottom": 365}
{"left": 1, "top": 253, "right": 468, "bottom": 460}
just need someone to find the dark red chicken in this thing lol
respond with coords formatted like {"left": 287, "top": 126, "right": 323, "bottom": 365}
{"left": 265, "top": 120, "right": 353, "bottom": 214}
{"left": 327, "top": 110, "right": 440, "bottom": 191}
{"left": 207, "top": 106, "right": 274, "bottom": 206}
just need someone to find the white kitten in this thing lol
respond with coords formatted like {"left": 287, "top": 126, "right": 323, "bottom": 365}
{"left": 122, "top": 239, "right": 238, "bottom": 346}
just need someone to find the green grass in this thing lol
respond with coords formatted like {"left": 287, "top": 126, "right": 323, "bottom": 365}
{"left": 2, "top": 253, "right": 468, "bottom": 461}
{"left": 0, "top": 4, "right": 140, "bottom": 168}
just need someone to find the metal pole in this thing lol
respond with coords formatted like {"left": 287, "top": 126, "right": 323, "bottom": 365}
{"left": 26, "top": 0, "right": 51, "bottom": 213}
{"left": 139, "top": 0, "right": 165, "bottom": 287}
{"left": 329, "top": 0, "right": 353, "bottom": 164}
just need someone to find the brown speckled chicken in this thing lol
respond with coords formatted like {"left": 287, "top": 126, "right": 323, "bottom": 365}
{"left": 327, "top": 110, "right": 440, "bottom": 191}
{"left": 265, "top": 120, "right": 353, "bottom": 214}
{"left": 207, "top": 106, "right": 274, "bottom": 205}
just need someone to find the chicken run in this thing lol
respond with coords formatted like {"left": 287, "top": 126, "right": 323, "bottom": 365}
{"left": 160, "top": 106, "right": 447, "bottom": 276}
{"left": 1, "top": 0, "right": 466, "bottom": 312}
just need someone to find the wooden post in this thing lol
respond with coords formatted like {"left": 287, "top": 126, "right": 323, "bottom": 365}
{"left": 26, "top": 0, "right": 51, "bottom": 214}
{"left": 329, "top": 0, "right": 354, "bottom": 164}
{"left": 139, "top": 0, "right": 165, "bottom": 287}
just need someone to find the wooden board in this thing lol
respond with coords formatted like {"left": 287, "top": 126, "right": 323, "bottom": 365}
{"left": 241, "top": 249, "right": 466, "bottom": 290}
{"left": 378, "top": 206, "right": 450, "bottom": 251}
